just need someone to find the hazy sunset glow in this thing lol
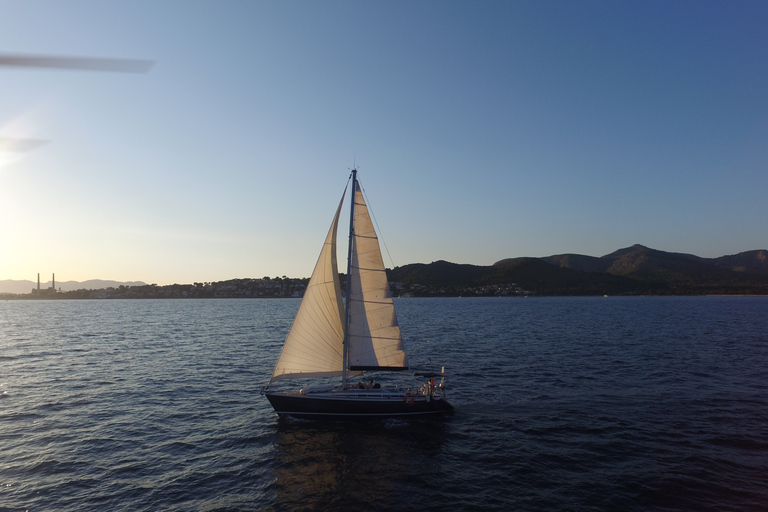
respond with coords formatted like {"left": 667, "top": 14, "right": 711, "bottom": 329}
{"left": 2, "top": 1, "right": 766, "bottom": 285}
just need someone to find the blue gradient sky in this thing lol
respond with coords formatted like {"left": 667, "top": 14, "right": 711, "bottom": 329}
{"left": 2, "top": 1, "right": 766, "bottom": 284}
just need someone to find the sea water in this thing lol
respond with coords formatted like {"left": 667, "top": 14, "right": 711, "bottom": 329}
{"left": 1, "top": 296, "right": 766, "bottom": 511}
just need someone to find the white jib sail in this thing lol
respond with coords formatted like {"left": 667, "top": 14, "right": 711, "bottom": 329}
{"left": 347, "top": 184, "right": 409, "bottom": 370}
{"left": 269, "top": 192, "right": 347, "bottom": 382}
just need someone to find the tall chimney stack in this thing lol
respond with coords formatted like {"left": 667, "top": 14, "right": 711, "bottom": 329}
{"left": 52, "top": 273, "right": 55, "bottom": 291}
{"left": 37, "top": 273, "right": 40, "bottom": 290}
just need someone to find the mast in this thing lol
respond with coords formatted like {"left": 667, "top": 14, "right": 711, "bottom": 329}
{"left": 341, "top": 167, "right": 357, "bottom": 387}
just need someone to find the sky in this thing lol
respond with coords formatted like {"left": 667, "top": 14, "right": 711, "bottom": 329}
{"left": 1, "top": 1, "right": 766, "bottom": 285}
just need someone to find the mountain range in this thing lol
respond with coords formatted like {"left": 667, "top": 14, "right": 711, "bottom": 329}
{"left": 2, "top": 245, "right": 767, "bottom": 296}
{"left": 388, "top": 245, "right": 768, "bottom": 296}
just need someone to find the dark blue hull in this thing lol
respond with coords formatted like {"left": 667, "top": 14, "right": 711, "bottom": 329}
{"left": 265, "top": 390, "right": 453, "bottom": 420}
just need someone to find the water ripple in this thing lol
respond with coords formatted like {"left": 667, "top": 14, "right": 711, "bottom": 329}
{"left": 1, "top": 297, "right": 767, "bottom": 511}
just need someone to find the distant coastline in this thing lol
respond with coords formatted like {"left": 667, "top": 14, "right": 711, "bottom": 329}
{"left": 2, "top": 245, "right": 767, "bottom": 299}
{"left": 0, "top": 278, "right": 309, "bottom": 300}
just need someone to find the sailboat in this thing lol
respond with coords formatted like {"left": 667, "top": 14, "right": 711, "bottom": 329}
{"left": 262, "top": 168, "right": 453, "bottom": 420}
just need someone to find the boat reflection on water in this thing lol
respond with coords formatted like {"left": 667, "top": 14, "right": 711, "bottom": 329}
{"left": 270, "top": 419, "right": 449, "bottom": 511}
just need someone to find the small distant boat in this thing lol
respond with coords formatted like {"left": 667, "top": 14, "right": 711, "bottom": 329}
{"left": 262, "top": 168, "right": 453, "bottom": 420}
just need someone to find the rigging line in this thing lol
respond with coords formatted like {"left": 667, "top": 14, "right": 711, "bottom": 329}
{"left": 349, "top": 265, "right": 387, "bottom": 272}
{"left": 348, "top": 335, "right": 402, "bottom": 341}
{"left": 347, "top": 299, "right": 394, "bottom": 305}
{"left": 357, "top": 180, "right": 397, "bottom": 269}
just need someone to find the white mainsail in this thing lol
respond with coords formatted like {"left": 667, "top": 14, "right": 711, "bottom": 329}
{"left": 269, "top": 192, "right": 347, "bottom": 382}
{"left": 346, "top": 184, "right": 409, "bottom": 370}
